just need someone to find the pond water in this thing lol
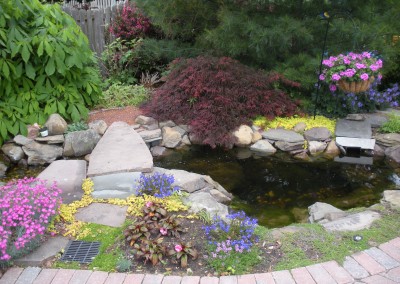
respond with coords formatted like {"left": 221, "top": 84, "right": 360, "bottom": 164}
{"left": 154, "top": 146, "right": 400, "bottom": 228}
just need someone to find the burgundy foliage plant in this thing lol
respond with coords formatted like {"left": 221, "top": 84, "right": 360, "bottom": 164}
{"left": 144, "top": 56, "right": 300, "bottom": 148}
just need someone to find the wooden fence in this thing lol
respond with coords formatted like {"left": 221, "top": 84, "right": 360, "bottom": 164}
{"left": 63, "top": 0, "right": 123, "bottom": 9}
{"left": 62, "top": 2, "right": 125, "bottom": 57}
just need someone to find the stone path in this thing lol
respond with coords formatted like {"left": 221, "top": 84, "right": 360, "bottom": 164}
{"left": 2, "top": 237, "right": 400, "bottom": 283}
{"left": 87, "top": 122, "right": 153, "bottom": 177}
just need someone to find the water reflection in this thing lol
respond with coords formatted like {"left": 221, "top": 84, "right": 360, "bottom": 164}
{"left": 155, "top": 146, "right": 396, "bottom": 228}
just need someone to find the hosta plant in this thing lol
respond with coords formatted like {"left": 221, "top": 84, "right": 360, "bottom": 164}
{"left": 168, "top": 241, "right": 198, "bottom": 268}
{"left": 132, "top": 237, "right": 166, "bottom": 266}
{"left": 0, "top": 177, "right": 62, "bottom": 264}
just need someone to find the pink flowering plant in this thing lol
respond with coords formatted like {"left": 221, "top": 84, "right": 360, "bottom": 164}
{"left": 167, "top": 241, "right": 198, "bottom": 268}
{"left": 0, "top": 177, "right": 62, "bottom": 264}
{"left": 320, "top": 51, "right": 383, "bottom": 91}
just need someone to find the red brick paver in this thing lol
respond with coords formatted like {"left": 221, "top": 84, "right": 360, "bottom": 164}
{"left": 51, "top": 269, "right": 75, "bottom": 284}
{"left": 0, "top": 267, "right": 24, "bottom": 284}
{"left": 352, "top": 251, "right": 386, "bottom": 275}
{"left": 379, "top": 243, "right": 400, "bottom": 262}
{"left": 143, "top": 274, "right": 164, "bottom": 284}
{"left": 321, "top": 261, "right": 354, "bottom": 284}
{"left": 237, "top": 274, "right": 256, "bottom": 284}
{"left": 69, "top": 270, "right": 93, "bottom": 284}
{"left": 253, "top": 272, "right": 275, "bottom": 283}
{"left": 33, "top": 269, "right": 58, "bottom": 284}
{"left": 220, "top": 275, "right": 238, "bottom": 284}
{"left": 360, "top": 274, "right": 397, "bottom": 284}
{"left": 290, "top": 267, "right": 316, "bottom": 284}
{"left": 199, "top": 276, "right": 219, "bottom": 284}
{"left": 162, "top": 275, "right": 183, "bottom": 284}
{"left": 384, "top": 266, "right": 400, "bottom": 283}
{"left": 123, "top": 273, "right": 145, "bottom": 284}
{"left": 86, "top": 271, "right": 109, "bottom": 284}
{"left": 181, "top": 276, "right": 201, "bottom": 284}
{"left": 389, "top": 237, "right": 400, "bottom": 248}
{"left": 104, "top": 272, "right": 126, "bottom": 284}
{"left": 306, "top": 264, "right": 336, "bottom": 284}
{"left": 272, "top": 270, "right": 295, "bottom": 284}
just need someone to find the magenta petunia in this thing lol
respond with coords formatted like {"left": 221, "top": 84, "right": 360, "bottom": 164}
{"left": 360, "top": 73, "right": 369, "bottom": 81}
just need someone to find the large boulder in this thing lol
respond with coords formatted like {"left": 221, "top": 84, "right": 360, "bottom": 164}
{"left": 22, "top": 141, "right": 63, "bottom": 165}
{"left": 324, "top": 140, "right": 340, "bottom": 158}
{"left": 250, "top": 140, "right": 276, "bottom": 155}
{"left": 322, "top": 211, "right": 381, "bottom": 232}
{"left": 154, "top": 167, "right": 207, "bottom": 193}
{"left": 161, "top": 127, "right": 182, "bottom": 148}
{"left": 159, "top": 120, "right": 176, "bottom": 128}
{"left": 89, "top": 120, "right": 108, "bottom": 135}
{"left": 44, "top": 113, "right": 68, "bottom": 135}
{"left": 385, "top": 145, "right": 400, "bottom": 167}
{"left": 376, "top": 133, "right": 400, "bottom": 147}
{"left": 382, "top": 190, "right": 400, "bottom": 209}
{"left": 184, "top": 191, "right": 229, "bottom": 219}
{"left": 304, "top": 127, "right": 331, "bottom": 141}
{"left": 275, "top": 141, "right": 304, "bottom": 152}
{"left": 13, "top": 135, "right": 33, "bottom": 146}
{"left": 139, "top": 129, "right": 162, "bottom": 141}
{"left": 135, "top": 115, "right": 157, "bottom": 125}
{"left": 251, "top": 131, "right": 262, "bottom": 143}
{"left": 308, "top": 202, "right": 344, "bottom": 223}
{"left": 308, "top": 141, "right": 327, "bottom": 156}
{"left": 233, "top": 125, "right": 253, "bottom": 147}
{"left": 63, "top": 129, "right": 101, "bottom": 157}
{"left": 1, "top": 143, "right": 25, "bottom": 163}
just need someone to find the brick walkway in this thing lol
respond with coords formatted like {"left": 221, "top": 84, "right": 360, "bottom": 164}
{"left": 2, "top": 238, "right": 400, "bottom": 284}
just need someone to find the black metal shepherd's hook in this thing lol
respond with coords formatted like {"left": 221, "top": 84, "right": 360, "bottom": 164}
{"left": 313, "top": 12, "right": 331, "bottom": 119}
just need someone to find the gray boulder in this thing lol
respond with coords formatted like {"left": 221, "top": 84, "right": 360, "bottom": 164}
{"left": 293, "top": 122, "right": 307, "bottom": 133}
{"left": 308, "top": 202, "right": 344, "bottom": 223}
{"left": 44, "top": 113, "right": 68, "bottom": 135}
{"left": 172, "top": 126, "right": 187, "bottom": 137}
{"left": 308, "top": 141, "right": 327, "bottom": 156}
{"left": 161, "top": 127, "right": 182, "bottom": 148}
{"left": 275, "top": 141, "right": 304, "bottom": 152}
{"left": 261, "top": 129, "right": 304, "bottom": 143}
{"left": 35, "top": 135, "right": 64, "bottom": 144}
{"left": 250, "top": 140, "right": 276, "bottom": 155}
{"left": 181, "top": 135, "right": 191, "bottom": 145}
{"left": 382, "top": 190, "right": 400, "bottom": 209}
{"left": 184, "top": 191, "right": 229, "bottom": 218}
{"left": 63, "top": 129, "right": 101, "bottom": 157}
{"left": 304, "top": 127, "right": 331, "bottom": 141}
{"left": 385, "top": 145, "right": 400, "bottom": 166}
{"left": 143, "top": 124, "right": 159, "bottom": 131}
{"left": 135, "top": 115, "right": 157, "bottom": 125}
{"left": 324, "top": 140, "right": 340, "bottom": 158}
{"left": 159, "top": 120, "right": 176, "bottom": 128}
{"left": 151, "top": 146, "right": 167, "bottom": 157}
{"left": 233, "top": 125, "right": 253, "bottom": 147}
{"left": 139, "top": 129, "right": 162, "bottom": 141}
{"left": 154, "top": 167, "right": 206, "bottom": 193}
{"left": 209, "top": 189, "right": 232, "bottom": 204}
{"left": 376, "top": 133, "right": 400, "bottom": 147}
{"left": 373, "top": 144, "right": 385, "bottom": 157}
{"left": 13, "top": 135, "right": 33, "bottom": 146}
{"left": 203, "top": 175, "right": 233, "bottom": 199}
{"left": 22, "top": 141, "right": 63, "bottom": 165}
{"left": 89, "top": 120, "right": 108, "bottom": 135}
{"left": 1, "top": 143, "right": 24, "bottom": 163}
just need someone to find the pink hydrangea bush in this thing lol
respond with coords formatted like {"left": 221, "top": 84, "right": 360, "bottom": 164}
{"left": 320, "top": 51, "right": 383, "bottom": 90}
{"left": 0, "top": 177, "right": 62, "bottom": 263}
{"left": 109, "top": 2, "right": 151, "bottom": 41}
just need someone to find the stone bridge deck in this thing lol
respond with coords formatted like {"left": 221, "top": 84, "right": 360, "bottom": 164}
{"left": 87, "top": 122, "right": 153, "bottom": 177}
{"left": 2, "top": 237, "right": 400, "bottom": 284}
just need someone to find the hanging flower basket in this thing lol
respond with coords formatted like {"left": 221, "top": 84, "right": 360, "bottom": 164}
{"left": 338, "top": 77, "right": 375, "bottom": 93}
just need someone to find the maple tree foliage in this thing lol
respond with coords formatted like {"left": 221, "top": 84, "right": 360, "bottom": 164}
{"left": 144, "top": 56, "right": 300, "bottom": 148}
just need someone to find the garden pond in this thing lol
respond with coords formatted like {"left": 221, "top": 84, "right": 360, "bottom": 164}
{"left": 155, "top": 146, "right": 400, "bottom": 228}
{"left": 2, "top": 146, "right": 399, "bottom": 229}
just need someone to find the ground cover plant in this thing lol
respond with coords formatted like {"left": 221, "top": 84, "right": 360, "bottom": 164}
{"left": 0, "top": 0, "right": 102, "bottom": 146}
{"left": 97, "top": 83, "right": 149, "bottom": 109}
{"left": 144, "top": 56, "right": 300, "bottom": 148}
{"left": 0, "top": 178, "right": 62, "bottom": 267}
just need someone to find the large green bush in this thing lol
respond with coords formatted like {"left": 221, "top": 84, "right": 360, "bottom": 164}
{"left": 0, "top": 0, "right": 102, "bottom": 145}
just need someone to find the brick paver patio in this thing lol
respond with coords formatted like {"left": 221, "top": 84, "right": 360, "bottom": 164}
{"left": 1, "top": 237, "right": 400, "bottom": 284}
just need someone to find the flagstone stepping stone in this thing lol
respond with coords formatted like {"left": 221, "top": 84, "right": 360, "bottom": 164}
{"left": 382, "top": 190, "right": 400, "bottom": 209}
{"left": 261, "top": 129, "right": 304, "bottom": 143}
{"left": 335, "top": 119, "right": 372, "bottom": 139}
{"left": 14, "top": 236, "right": 69, "bottom": 266}
{"left": 37, "top": 160, "right": 87, "bottom": 204}
{"left": 322, "top": 211, "right": 381, "bottom": 232}
{"left": 87, "top": 122, "right": 153, "bottom": 177}
{"left": 91, "top": 172, "right": 141, "bottom": 199}
{"left": 75, "top": 203, "right": 128, "bottom": 227}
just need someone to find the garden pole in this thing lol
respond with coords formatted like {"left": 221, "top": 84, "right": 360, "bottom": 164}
{"left": 313, "top": 13, "right": 331, "bottom": 119}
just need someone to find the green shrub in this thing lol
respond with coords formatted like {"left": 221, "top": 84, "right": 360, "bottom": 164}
{"left": 380, "top": 113, "right": 400, "bottom": 133}
{"left": 98, "top": 83, "right": 149, "bottom": 108}
{"left": 66, "top": 121, "right": 89, "bottom": 133}
{"left": 0, "top": 0, "right": 102, "bottom": 145}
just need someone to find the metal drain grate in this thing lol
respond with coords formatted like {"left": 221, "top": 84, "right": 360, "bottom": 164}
{"left": 60, "top": 241, "right": 101, "bottom": 264}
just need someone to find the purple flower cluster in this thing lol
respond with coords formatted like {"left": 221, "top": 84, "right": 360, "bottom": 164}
{"left": 136, "top": 173, "right": 179, "bottom": 198}
{"left": 320, "top": 51, "right": 383, "bottom": 86}
{"left": 203, "top": 210, "right": 258, "bottom": 253}
{"left": 0, "top": 178, "right": 62, "bottom": 261}
{"left": 210, "top": 239, "right": 246, "bottom": 259}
